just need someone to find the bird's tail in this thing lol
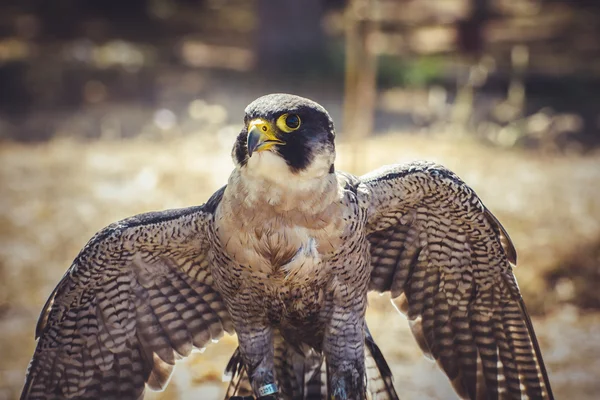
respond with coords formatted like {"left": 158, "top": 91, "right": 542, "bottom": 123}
{"left": 224, "top": 327, "right": 399, "bottom": 400}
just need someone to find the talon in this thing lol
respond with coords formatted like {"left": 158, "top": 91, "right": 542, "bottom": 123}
{"left": 329, "top": 364, "right": 366, "bottom": 400}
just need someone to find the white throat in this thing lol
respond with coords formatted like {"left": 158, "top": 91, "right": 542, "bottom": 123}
{"left": 229, "top": 151, "right": 339, "bottom": 214}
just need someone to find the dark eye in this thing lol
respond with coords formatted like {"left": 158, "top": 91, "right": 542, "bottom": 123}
{"left": 276, "top": 113, "right": 301, "bottom": 132}
{"left": 285, "top": 114, "right": 300, "bottom": 129}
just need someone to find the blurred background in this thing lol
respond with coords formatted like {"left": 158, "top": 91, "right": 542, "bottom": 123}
{"left": 1, "top": 0, "right": 600, "bottom": 399}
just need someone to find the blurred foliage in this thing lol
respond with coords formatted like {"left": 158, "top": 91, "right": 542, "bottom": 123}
{"left": 0, "top": 0, "right": 597, "bottom": 153}
{"left": 377, "top": 55, "right": 445, "bottom": 87}
{"left": 546, "top": 237, "right": 600, "bottom": 311}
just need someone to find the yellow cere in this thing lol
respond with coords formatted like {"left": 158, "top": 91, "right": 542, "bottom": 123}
{"left": 247, "top": 118, "right": 285, "bottom": 153}
{"left": 276, "top": 113, "right": 301, "bottom": 133}
{"left": 249, "top": 118, "right": 272, "bottom": 133}
{"left": 248, "top": 119, "right": 278, "bottom": 139}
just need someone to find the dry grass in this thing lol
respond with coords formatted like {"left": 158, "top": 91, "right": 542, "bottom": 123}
{"left": 1, "top": 132, "right": 599, "bottom": 399}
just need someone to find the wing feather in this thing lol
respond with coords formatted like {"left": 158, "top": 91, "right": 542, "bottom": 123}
{"left": 364, "top": 328, "right": 400, "bottom": 400}
{"left": 361, "top": 162, "right": 554, "bottom": 400}
{"left": 21, "top": 188, "right": 233, "bottom": 400}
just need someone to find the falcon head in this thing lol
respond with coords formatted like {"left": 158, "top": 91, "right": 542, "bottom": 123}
{"left": 233, "top": 94, "right": 336, "bottom": 181}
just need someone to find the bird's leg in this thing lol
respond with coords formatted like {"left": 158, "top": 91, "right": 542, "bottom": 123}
{"left": 236, "top": 324, "right": 278, "bottom": 398}
{"left": 324, "top": 306, "right": 367, "bottom": 400}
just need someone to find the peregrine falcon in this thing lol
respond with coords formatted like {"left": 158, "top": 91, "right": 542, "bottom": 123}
{"left": 21, "top": 94, "right": 554, "bottom": 400}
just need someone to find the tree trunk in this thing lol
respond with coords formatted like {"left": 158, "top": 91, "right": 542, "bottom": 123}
{"left": 343, "top": 0, "right": 379, "bottom": 172}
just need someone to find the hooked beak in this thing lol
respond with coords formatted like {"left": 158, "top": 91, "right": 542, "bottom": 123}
{"left": 247, "top": 119, "right": 284, "bottom": 157}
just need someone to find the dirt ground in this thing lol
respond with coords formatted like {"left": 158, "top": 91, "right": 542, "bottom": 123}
{"left": 1, "top": 132, "right": 599, "bottom": 399}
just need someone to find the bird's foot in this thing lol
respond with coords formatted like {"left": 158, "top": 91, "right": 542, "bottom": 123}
{"left": 329, "top": 362, "right": 366, "bottom": 400}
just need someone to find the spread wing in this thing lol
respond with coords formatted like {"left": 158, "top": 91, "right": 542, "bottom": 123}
{"left": 21, "top": 188, "right": 233, "bottom": 400}
{"left": 360, "top": 162, "right": 553, "bottom": 400}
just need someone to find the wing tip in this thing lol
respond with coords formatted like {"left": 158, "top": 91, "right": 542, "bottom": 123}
{"left": 518, "top": 298, "right": 555, "bottom": 400}
{"left": 365, "top": 328, "right": 401, "bottom": 400}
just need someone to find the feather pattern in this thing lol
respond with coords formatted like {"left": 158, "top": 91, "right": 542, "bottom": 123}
{"left": 224, "top": 328, "right": 399, "bottom": 400}
{"left": 21, "top": 190, "right": 233, "bottom": 400}
{"left": 361, "top": 161, "right": 553, "bottom": 400}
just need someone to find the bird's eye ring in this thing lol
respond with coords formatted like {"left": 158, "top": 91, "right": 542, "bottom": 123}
{"left": 276, "top": 113, "right": 301, "bottom": 133}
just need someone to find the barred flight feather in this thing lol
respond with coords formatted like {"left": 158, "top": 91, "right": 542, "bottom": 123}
{"left": 362, "top": 161, "right": 554, "bottom": 400}
{"left": 21, "top": 193, "right": 233, "bottom": 400}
